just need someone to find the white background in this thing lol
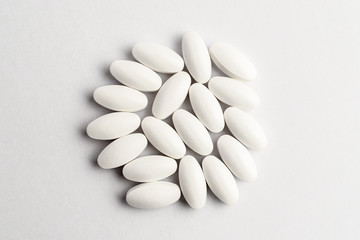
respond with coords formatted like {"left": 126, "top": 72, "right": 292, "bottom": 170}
{"left": 1, "top": 0, "right": 359, "bottom": 239}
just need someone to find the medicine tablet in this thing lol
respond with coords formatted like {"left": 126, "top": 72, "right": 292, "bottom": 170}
{"left": 110, "top": 60, "right": 162, "bottom": 92}
{"left": 97, "top": 133, "right": 147, "bottom": 169}
{"left": 126, "top": 182, "right": 181, "bottom": 209}
{"left": 224, "top": 107, "right": 267, "bottom": 150}
{"left": 132, "top": 42, "right": 184, "bottom": 73}
{"left": 123, "top": 155, "right": 177, "bottom": 182}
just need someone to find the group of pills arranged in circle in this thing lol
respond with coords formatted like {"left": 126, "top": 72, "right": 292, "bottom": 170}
{"left": 87, "top": 31, "right": 267, "bottom": 209}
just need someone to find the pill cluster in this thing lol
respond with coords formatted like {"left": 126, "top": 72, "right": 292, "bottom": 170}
{"left": 87, "top": 31, "right": 267, "bottom": 209}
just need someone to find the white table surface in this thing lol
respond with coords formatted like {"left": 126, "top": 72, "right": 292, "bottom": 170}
{"left": 1, "top": 1, "right": 359, "bottom": 239}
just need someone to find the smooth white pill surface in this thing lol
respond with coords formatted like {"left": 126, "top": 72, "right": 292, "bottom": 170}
{"left": 141, "top": 117, "right": 186, "bottom": 159}
{"left": 173, "top": 109, "right": 213, "bottom": 155}
{"left": 208, "top": 76, "right": 260, "bottom": 110}
{"left": 189, "top": 83, "right": 224, "bottom": 133}
{"left": 224, "top": 107, "right": 267, "bottom": 150}
{"left": 126, "top": 182, "right": 181, "bottom": 209}
{"left": 202, "top": 155, "right": 239, "bottom": 205}
{"left": 209, "top": 42, "right": 257, "bottom": 81}
{"left": 217, "top": 135, "right": 257, "bottom": 181}
{"left": 179, "top": 156, "right": 207, "bottom": 209}
{"left": 182, "top": 31, "right": 211, "bottom": 83}
{"left": 86, "top": 112, "right": 140, "bottom": 140}
{"left": 152, "top": 72, "right": 191, "bottom": 119}
{"left": 110, "top": 60, "right": 162, "bottom": 92}
{"left": 93, "top": 85, "right": 148, "bottom": 112}
{"left": 97, "top": 133, "right": 147, "bottom": 169}
{"left": 123, "top": 155, "right": 177, "bottom": 182}
{"left": 132, "top": 43, "right": 184, "bottom": 73}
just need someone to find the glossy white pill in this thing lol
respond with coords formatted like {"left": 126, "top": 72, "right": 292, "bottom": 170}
{"left": 152, "top": 72, "right": 191, "bottom": 119}
{"left": 97, "top": 133, "right": 147, "bottom": 169}
{"left": 132, "top": 42, "right": 184, "bottom": 73}
{"left": 182, "top": 31, "right": 211, "bottom": 83}
{"left": 141, "top": 117, "right": 186, "bottom": 159}
{"left": 202, "top": 155, "right": 239, "bottom": 205}
{"left": 179, "top": 155, "right": 207, "bottom": 209}
{"left": 93, "top": 85, "right": 147, "bottom": 112}
{"left": 86, "top": 112, "right": 140, "bottom": 140}
{"left": 126, "top": 182, "right": 181, "bottom": 209}
{"left": 224, "top": 107, "right": 267, "bottom": 150}
{"left": 209, "top": 42, "right": 257, "bottom": 81}
{"left": 123, "top": 155, "right": 177, "bottom": 182}
{"left": 189, "top": 83, "right": 224, "bottom": 133}
{"left": 208, "top": 76, "right": 259, "bottom": 110}
{"left": 217, "top": 135, "right": 257, "bottom": 181}
{"left": 110, "top": 60, "right": 161, "bottom": 92}
{"left": 173, "top": 109, "right": 213, "bottom": 155}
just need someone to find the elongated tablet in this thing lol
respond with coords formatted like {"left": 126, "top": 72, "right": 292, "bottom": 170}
{"left": 209, "top": 42, "right": 257, "bottom": 81}
{"left": 93, "top": 85, "right": 147, "bottom": 112}
{"left": 172, "top": 109, "right": 213, "bottom": 155}
{"left": 152, "top": 72, "right": 191, "bottom": 119}
{"left": 202, "top": 155, "right": 239, "bottom": 205}
{"left": 189, "top": 83, "right": 224, "bottom": 133}
{"left": 182, "top": 31, "right": 211, "bottom": 83}
{"left": 217, "top": 135, "right": 257, "bottom": 181}
{"left": 141, "top": 116, "right": 186, "bottom": 159}
{"left": 179, "top": 156, "right": 207, "bottom": 209}
{"left": 132, "top": 43, "right": 184, "bottom": 73}
{"left": 97, "top": 133, "right": 147, "bottom": 169}
{"left": 208, "top": 76, "right": 259, "bottom": 110}
{"left": 110, "top": 60, "right": 161, "bottom": 92}
{"left": 123, "top": 155, "right": 177, "bottom": 182}
{"left": 87, "top": 112, "right": 140, "bottom": 140}
{"left": 126, "top": 182, "right": 181, "bottom": 209}
{"left": 224, "top": 107, "right": 267, "bottom": 150}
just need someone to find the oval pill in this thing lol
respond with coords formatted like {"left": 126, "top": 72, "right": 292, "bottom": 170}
{"left": 152, "top": 71, "right": 191, "bottom": 119}
{"left": 217, "top": 135, "right": 257, "bottom": 181}
{"left": 224, "top": 107, "right": 267, "bottom": 150}
{"left": 182, "top": 31, "right": 211, "bottom": 83}
{"left": 209, "top": 42, "right": 257, "bottom": 81}
{"left": 189, "top": 83, "right": 224, "bottom": 133}
{"left": 208, "top": 76, "right": 259, "bottom": 110}
{"left": 93, "top": 85, "right": 148, "bottom": 112}
{"left": 123, "top": 155, "right": 177, "bottom": 182}
{"left": 173, "top": 109, "right": 213, "bottom": 155}
{"left": 110, "top": 60, "right": 162, "bottom": 92}
{"left": 126, "top": 182, "right": 181, "bottom": 209}
{"left": 202, "top": 155, "right": 239, "bottom": 205}
{"left": 86, "top": 112, "right": 140, "bottom": 140}
{"left": 141, "top": 116, "right": 186, "bottom": 159}
{"left": 97, "top": 133, "right": 147, "bottom": 169}
{"left": 132, "top": 42, "right": 184, "bottom": 73}
{"left": 179, "top": 155, "right": 207, "bottom": 209}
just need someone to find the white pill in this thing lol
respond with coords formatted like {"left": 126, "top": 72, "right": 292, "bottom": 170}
{"left": 224, "top": 107, "right": 267, "bottom": 150}
{"left": 208, "top": 76, "right": 259, "bottom": 110}
{"left": 86, "top": 112, "right": 140, "bottom": 140}
{"left": 126, "top": 182, "right": 181, "bottom": 209}
{"left": 123, "top": 155, "right": 177, "bottom": 182}
{"left": 152, "top": 72, "right": 191, "bottom": 119}
{"left": 189, "top": 83, "right": 224, "bottom": 133}
{"left": 217, "top": 135, "right": 257, "bottom": 181}
{"left": 93, "top": 85, "right": 147, "bottom": 112}
{"left": 97, "top": 133, "right": 147, "bottom": 169}
{"left": 110, "top": 60, "right": 161, "bottom": 92}
{"left": 202, "top": 155, "right": 239, "bottom": 205}
{"left": 179, "top": 155, "right": 207, "bottom": 209}
{"left": 173, "top": 109, "right": 213, "bottom": 155}
{"left": 209, "top": 42, "right": 257, "bottom": 81}
{"left": 141, "top": 116, "right": 186, "bottom": 159}
{"left": 132, "top": 42, "right": 184, "bottom": 73}
{"left": 182, "top": 31, "right": 211, "bottom": 83}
